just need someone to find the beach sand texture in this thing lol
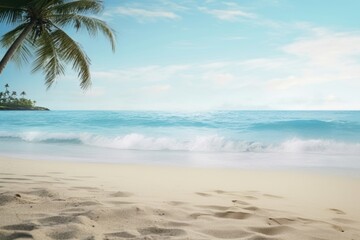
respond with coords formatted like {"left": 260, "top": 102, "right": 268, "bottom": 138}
{"left": 0, "top": 157, "right": 359, "bottom": 240}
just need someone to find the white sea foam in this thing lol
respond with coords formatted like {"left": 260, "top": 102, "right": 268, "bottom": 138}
{"left": 1, "top": 131, "right": 359, "bottom": 155}
{"left": 276, "top": 138, "right": 360, "bottom": 154}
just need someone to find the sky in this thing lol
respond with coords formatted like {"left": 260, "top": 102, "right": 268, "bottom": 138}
{"left": 0, "top": 0, "right": 360, "bottom": 110}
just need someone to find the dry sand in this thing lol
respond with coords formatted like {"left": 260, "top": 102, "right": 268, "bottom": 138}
{"left": 0, "top": 156, "right": 359, "bottom": 240}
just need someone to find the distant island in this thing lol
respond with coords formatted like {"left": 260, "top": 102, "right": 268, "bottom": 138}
{"left": 0, "top": 84, "right": 49, "bottom": 111}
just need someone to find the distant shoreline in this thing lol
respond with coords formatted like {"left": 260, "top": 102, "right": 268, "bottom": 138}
{"left": 0, "top": 106, "right": 49, "bottom": 111}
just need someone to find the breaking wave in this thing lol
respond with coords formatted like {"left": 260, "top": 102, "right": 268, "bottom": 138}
{"left": 0, "top": 131, "right": 359, "bottom": 154}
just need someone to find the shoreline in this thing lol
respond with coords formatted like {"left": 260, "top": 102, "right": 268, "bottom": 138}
{"left": 1, "top": 156, "right": 360, "bottom": 239}
{"left": 1, "top": 151, "right": 359, "bottom": 177}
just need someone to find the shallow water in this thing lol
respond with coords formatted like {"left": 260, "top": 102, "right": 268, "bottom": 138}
{"left": 0, "top": 111, "right": 359, "bottom": 169}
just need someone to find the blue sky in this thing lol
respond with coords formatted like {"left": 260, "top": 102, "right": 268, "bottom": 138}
{"left": 1, "top": 0, "right": 360, "bottom": 110}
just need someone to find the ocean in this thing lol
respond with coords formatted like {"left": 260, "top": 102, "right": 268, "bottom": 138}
{"left": 0, "top": 111, "right": 359, "bottom": 169}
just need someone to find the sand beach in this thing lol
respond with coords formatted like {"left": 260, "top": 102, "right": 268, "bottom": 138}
{"left": 0, "top": 156, "right": 359, "bottom": 240}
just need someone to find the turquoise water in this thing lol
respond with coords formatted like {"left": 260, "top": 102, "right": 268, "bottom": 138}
{"left": 0, "top": 111, "right": 359, "bottom": 168}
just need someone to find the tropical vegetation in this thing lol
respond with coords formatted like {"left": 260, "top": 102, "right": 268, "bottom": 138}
{"left": 0, "top": 0, "right": 115, "bottom": 89}
{"left": 0, "top": 83, "right": 48, "bottom": 110}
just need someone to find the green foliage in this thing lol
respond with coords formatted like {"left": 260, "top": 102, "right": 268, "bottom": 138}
{"left": 0, "top": 0, "right": 116, "bottom": 89}
{"left": 0, "top": 83, "right": 39, "bottom": 109}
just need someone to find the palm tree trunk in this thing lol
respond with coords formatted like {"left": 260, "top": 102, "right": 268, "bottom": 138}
{"left": 0, "top": 21, "right": 35, "bottom": 74}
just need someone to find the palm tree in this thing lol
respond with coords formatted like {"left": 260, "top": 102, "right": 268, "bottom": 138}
{"left": 20, "top": 91, "right": 26, "bottom": 98}
{"left": 4, "top": 90, "right": 10, "bottom": 102}
{"left": 10, "top": 91, "right": 16, "bottom": 102}
{"left": 0, "top": 0, "right": 115, "bottom": 89}
{"left": 3, "top": 84, "right": 10, "bottom": 100}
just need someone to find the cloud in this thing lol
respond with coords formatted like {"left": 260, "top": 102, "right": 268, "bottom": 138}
{"left": 268, "top": 75, "right": 307, "bottom": 90}
{"left": 239, "top": 58, "right": 288, "bottom": 70}
{"left": 89, "top": 27, "right": 360, "bottom": 110}
{"left": 283, "top": 32, "right": 360, "bottom": 66}
{"left": 92, "top": 65, "right": 190, "bottom": 82}
{"left": 200, "top": 7, "right": 256, "bottom": 21}
{"left": 107, "top": 7, "right": 180, "bottom": 20}
{"left": 265, "top": 31, "right": 360, "bottom": 90}
{"left": 90, "top": 28, "right": 360, "bottom": 94}
{"left": 156, "top": 0, "right": 189, "bottom": 11}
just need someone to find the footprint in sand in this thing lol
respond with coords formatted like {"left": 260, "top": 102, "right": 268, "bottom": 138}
{"left": 167, "top": 201, "right": 186, "bottom": 206}
{"left": 189, "top": 212, "right": 209, "bottom": 219}
{"left": 196, "top": 205, "right": 230, "bottom": 211}
{"left": 62, "top": 207, "right": 87, "bottom": 214}
{"left": 27, "top": 189, "right": 59, "bottom": 198}
{"left": 0, "top": 193, "right": 18, "bottom": 206}
{"left": 39, "top": 215, "right": 76, "bottom": 226}
{"left": 195, "top": 192, "right": 212, "bottom": 197}
{"left": 202, "top": 229, "right": 251, "bottom": 239}
{"left": 296, "top": 216, "right": 346, "bottom": 233}
{"left": 243, "top": 195, "right": 258, "bottom": 200}
{"left": 263, "top": 193, "right": 283, "bottom": 199}
{"left": 268, "top": 217, "right": 296, "bottom": 226}
{"left": 248, "top": 225, "right": 293, "bottom": 236}
{"left": 166, "top": 221, "right": 191, "bottom": 227}
{"left": 213, "top": 190, "right": 227, "bottom": 194}
{"left": 1, "top": 223, "right": 38, "bottom": 231}
{"left": 109, "top": 191, "right": 133, "bottom": 197}
{"left": 190, "top": 210, "right": 252, "bottom": 220}
{"left": 329, "top": 208, "right": 346, "bottom": 215}
{"left": 105, "top": 231, "right": 137, "bottom": 239}
{"left": 331, "top": 224, "right": 345, "bottom": 232}
{"left": 107, "top": 200, "right": 133, "bottom": 205}
{"left": 48, "top": 228, "right": 80, "bottom": 240}
{"left": 214, "top": 211, "right": 252, "bottom": 220}
{"left": 232, "top": 199, "right": 250, "bottom": 205}
{"left": 243, "top": 206, "right": 260, "bottom": 211}
{"left": 0, "top": 232, "right": 34, "bottom": 240}
{"left": 73, "top": 200, "right": 102, "bottom": 207}
{"left": 138, "top": 227, "right": 187, "bottom": 237}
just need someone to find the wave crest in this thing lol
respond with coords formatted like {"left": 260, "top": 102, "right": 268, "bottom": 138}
{"left": 0, "top": 131, "right": 359, "bottom": 154}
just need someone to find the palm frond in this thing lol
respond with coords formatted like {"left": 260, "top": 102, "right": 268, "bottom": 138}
{"left": 52, "top": 14, "right": 115, "bottom": 51}
{"left": 0, "top": 23, "right": 33, "bottom": 66}
{"left": 32, "top": 30, "right": 65, "bottom": 88}
{"left": 11, "top": 38, "right": 33, "bottom": 67}
{"left": 0, "top": 23, "right": 27, "bottom": 47}
{"left": 0, "top": 6, "right": 24, "bottom": 24}
{"left": 30, "top": 0, "right": 63, "bottom": 12}
{"left": 50, "top": 0, "right": 103, "bottom": 15}
{"left": 51, "top": 28, "right": 91, "bottom": 89}
{"left": 0, "top": 0, "right": 115, "bottom": 90}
